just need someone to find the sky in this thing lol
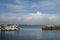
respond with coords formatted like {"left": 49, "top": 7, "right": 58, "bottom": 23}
{"left": 0, "top": 0, "right": 60, "bottom": 25}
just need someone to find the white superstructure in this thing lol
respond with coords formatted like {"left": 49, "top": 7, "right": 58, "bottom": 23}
{"left": 0, "top": 24, "right": 19, "bottom": 31}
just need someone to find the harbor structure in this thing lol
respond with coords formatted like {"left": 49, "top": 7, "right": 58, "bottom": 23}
{"left": 42, "top": 25, "right": 60, "bottom": 30}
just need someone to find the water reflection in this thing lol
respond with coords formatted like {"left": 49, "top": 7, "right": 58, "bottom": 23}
{"left": 1, "top": 31, "right": 19, "bottom": 35}
{"left": 1, "top": 31, "right": 20, "bottom": 40}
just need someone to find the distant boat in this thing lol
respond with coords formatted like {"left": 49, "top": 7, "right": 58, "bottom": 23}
{"left": 0, "top": 24, "right": 19, "bottom": 31}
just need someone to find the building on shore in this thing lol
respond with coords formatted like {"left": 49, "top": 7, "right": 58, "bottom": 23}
{"left": 0, "top": 24, "right": 19, "bottom": 31}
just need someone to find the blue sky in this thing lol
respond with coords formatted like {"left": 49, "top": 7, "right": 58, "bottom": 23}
{"left": 0, "top": 0, "right": 60, "bottom": 25}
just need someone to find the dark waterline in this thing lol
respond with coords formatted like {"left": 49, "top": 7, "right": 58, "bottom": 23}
{"left": 1, "top": 26, "right": 60, "bottom": 40}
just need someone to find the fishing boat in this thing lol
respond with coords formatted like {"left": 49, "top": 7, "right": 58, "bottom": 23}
{"left": 0, "top": 24, "right": 19, "bottom": 31}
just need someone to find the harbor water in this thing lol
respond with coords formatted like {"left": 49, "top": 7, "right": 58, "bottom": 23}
{"left": 1, "top": 26, "right": 60, "bottom": 40}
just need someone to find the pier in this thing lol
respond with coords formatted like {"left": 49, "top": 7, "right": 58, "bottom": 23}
{"left": 42, "top": 25, "right": 60, "bottom": 30}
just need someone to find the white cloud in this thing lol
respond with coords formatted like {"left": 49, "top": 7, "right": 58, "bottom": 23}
{"left": 3, "top": 3, "right": 25, "bottom": 10}
{"left": 0, "top": 12, "right": 60, "bottom": 25}
{"left": 49, "top": 15, "right": 56, "bottom": 20}
{"left": 48, "top": 15, "right": 60, "bottom": 21}
{"left": 31, "top": 0, "right": 60, "bottom": 10}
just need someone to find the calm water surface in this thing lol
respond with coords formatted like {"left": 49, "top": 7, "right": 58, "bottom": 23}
{"left": 1, "top": 26, "right": 60, "bottom": 40}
